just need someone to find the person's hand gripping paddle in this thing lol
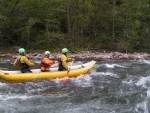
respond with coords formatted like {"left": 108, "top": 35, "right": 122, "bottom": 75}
{"left": 60, "top": 60, "right": 74, "bottom": 84}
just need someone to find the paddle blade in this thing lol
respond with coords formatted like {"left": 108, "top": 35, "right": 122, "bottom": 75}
{"left": 60, "top": 70, "right": 69, "bottom": 84}
{"left": 60, "top": 76, "right": 68, "bottom": 84}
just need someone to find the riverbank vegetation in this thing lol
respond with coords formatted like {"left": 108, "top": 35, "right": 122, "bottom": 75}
{"left": 0, "top": 0, "right": 149, "bottom": 52}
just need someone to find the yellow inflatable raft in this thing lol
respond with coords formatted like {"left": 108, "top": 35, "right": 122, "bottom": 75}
{"left": 0, "top": 61, "right": 96, "bottom": 81}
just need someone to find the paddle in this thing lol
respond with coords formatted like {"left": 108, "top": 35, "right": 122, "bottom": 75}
{"left": 60, "top": 60, "right": 74, "bottom": 84}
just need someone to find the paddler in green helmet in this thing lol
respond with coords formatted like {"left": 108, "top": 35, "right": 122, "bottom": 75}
{"left": 13, "top": 48, "right": 34, "bottom": 73}
{"left": 58, "top": 48, "right": 74, "bottom": 71}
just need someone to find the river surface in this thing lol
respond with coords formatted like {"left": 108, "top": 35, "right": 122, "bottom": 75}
{"left": 0, "top": 59, "right": 150, "bottom": 113}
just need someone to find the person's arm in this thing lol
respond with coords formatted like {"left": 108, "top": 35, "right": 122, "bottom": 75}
{"left": 13, "top": 58, "right": 18, "bottom": 67}
{"left": 22, "top": 56, "right": 34, "bottom": 67}
{"left": 45, "top": 58, "right": 55, "bottom": 66}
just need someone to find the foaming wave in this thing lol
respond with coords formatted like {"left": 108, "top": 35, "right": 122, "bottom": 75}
{"left": 24, "top": 80, "right": 54, "bottom": 93}
{"left": 53, "top": 73, "right": 93, "bottom": 87}
{"left": 103, "top": 64, "right": 125, "bottom": 68}
{"left": 53, "top": 74, "right": 93, "bottom": 87}
{"left": 53, "top": 77, "right": 72, "bottom": 85}
{"left": 122, "top": 79, "right": 134, "bottom": 85}
{"left": 136, "top": 76, "right": 150, "bottom": 88}
{"left": 93, "top": 63, "right": 99, "bottom": 69}
{"left": 0, "top": 94, "right": 32, "bottom": 101}
{"left": 147, "top": 88, "right": 150, "bottom": 97}
{"left": 135, "top": 101, "right": 149, "bottom": 113}
{"left": 0, "top": 82, "right": 7, "bottom": 87}
{"left": 139, "top": 60, "right": 150, "bottom": 64}
{"left": 93, "top": 71, "right": 119, "bottom": 78}
{"left": 71, "top": 75, "right": 93, "bottom": 87}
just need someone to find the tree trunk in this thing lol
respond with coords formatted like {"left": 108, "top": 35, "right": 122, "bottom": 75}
{"left": 112, "top": 0, "right": 116, "bottom": 45}
{"left": 67, "top": 0, "right": 71, "bottom": 35}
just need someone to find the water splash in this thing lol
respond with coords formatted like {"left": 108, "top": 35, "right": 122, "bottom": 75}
{"left": 136, "top": 76, "right": 150, "bottom": 88}
{"left": 93, "top": 71, "right": 119, "bottom": 78}
{"left": 71, "top": 75, "right": 93, "bottom": 87}
{"left": 0, "top": 82, "right": 7, "bottom": 87}
{"left": 135, "top": 101, "right": 149, "bottom": 113}
{"left": 103, "top": 63, "right": 125, "bottom": 68}
{"left": 137, "top": 60, "right": 150, "bottom": 64}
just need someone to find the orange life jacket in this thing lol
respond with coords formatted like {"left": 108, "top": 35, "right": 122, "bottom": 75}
{"left": 40, "top": 57, "right": 55, "bottom": 72}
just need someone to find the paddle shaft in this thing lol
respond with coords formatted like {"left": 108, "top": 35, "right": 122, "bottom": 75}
{"left": 66, "top": 60, "right": 74, "bottom": 76}
{"left": 60, "top": 60, "right": 74, "bottom": 84}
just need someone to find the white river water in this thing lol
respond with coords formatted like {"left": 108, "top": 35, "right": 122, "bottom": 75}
{"left": 0, "top": 59, "right": 150, "bottom": 113}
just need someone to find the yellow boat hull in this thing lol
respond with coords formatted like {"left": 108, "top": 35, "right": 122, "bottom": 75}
{"left": 0, "top": 61, "right": 95, "bottom": 81}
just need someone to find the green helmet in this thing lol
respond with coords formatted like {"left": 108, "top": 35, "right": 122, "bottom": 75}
{"left": 62, "top": 48, "right": 68, "bottom": 53}
{"left": 45, "top": 51, "right": 50, "bottom": 55}
{"left": 18, "top": 48, "right": 25, "bottom": 54}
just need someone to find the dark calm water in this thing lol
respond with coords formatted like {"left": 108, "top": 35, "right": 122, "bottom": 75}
{"left": 0, "top": 59, "right": 150, "bottom": 113}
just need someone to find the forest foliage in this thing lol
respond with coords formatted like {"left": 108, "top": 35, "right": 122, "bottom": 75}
{"left": 0, "top": 0, "right": 149, "bottom": 52}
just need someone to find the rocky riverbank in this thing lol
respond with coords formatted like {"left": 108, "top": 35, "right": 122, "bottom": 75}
{"left": 0, "top": 51, "right": 150, "bottom": 60}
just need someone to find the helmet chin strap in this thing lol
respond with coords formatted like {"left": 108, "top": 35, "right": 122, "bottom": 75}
{"left": 45, "top": 55, "right": 49, "bottom": 57}
{"left": 20, "top": 53, "right": 25, "bottom": 55}
{"left": 63, "top": 53, "right": 67, "bottom": 56}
